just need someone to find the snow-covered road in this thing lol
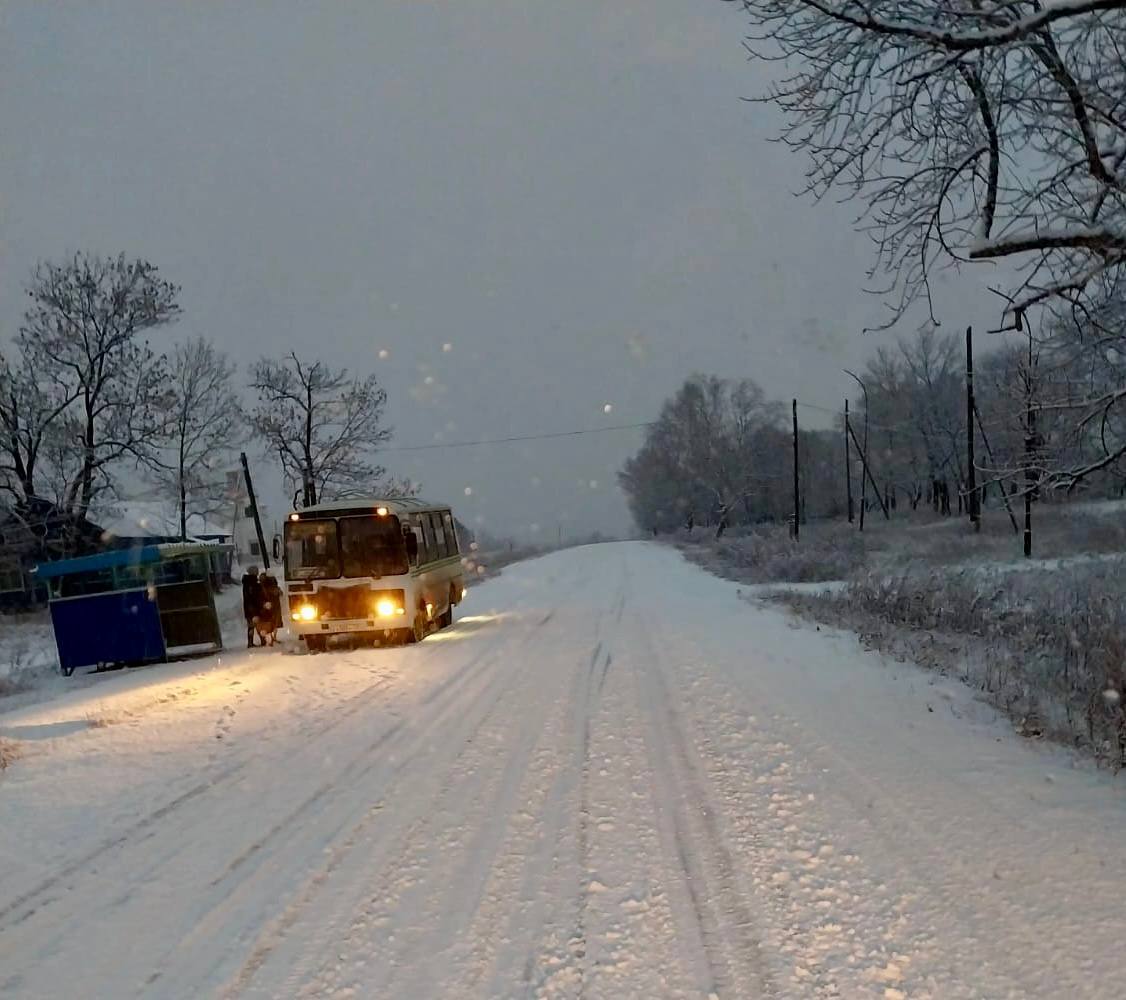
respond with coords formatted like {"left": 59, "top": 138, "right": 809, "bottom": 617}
{"left": 2, "top": 542, "right": 1124, "bottom": 999}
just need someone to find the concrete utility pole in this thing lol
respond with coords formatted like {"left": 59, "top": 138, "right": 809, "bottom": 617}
{"left": 240, "top": 452, "right": 270, "bottom": 570}
{"left": 792, "top": 399, "right": 800, "bottom": 540}
{"left": 973, "top": 400, "right": 1019, "bottom": 535}
{"left": 1024, "top": 329, "right": 1035, "bottom": 558}
{"left": 846, "top": 422, "right": 890, "bottom": 521}
{"left": 966, "top": 326, "right": 980, "bottom": 532}
{"left": 844, "top": 398, "right": 854, "bottom": 524}
{"left": 844, "top": 369, "right": 870, "bottom": 530}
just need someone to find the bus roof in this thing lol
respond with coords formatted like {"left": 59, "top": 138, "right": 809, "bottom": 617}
{"left": 288, "top": 497, "right": 452, "bottom": 519}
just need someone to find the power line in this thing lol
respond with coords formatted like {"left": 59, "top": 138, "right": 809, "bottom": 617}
{"left": 381, "top": 421, "right": 656, "bottom": 453}
{"left": 106, "top": 424, "right": 656, "bottom": 500}
{"left": 796, "top": 399, "right": 1014, "bottom": 437}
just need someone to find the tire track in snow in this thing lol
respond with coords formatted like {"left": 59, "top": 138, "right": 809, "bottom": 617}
{"left": 573, "top": 638, "right": 612, "bottom": 998}
{"left": 560, "top": 596, "right": 619, "bottom": 997}
{"left": 211, "top": 563, "right": 596, "bottom": 998}
{"left": 469, "top": 596, "right": 615, "bottom": 999}
{"left": 518, "top": 575, "right": 618, "bottom": 998}
{"left": 184, "top": 611, "right": 564, "bottom": 999}
{"left": 474, "top": 605, "right": 609, "bottom": 999}
{"left": 370, "top": 643, "right": 576, "bottom": 997}
{"left": 632, "top": 612, "right": 779, "bottom": 1000}
{"left": 457, "top": 629, "right": 596, "bottom": 999}
{"left": 437, "top": 636, "right": 591, "bottom": 998}
{"left": 651, "top": 615, "right": 1043, "bottom": 999}
{"left": 264, "top": 608, "right": 581, "bottom": 1000}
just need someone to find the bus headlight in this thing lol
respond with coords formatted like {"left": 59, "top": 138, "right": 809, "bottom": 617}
{"left": 294, "top": 603, "right": 319, "bottom": 621}
{"left": 375, "top": 598, "right": 401, "bottom": 618}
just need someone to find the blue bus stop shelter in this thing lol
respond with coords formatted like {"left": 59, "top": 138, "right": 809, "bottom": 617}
{"left": 34, "top": 543, "right": 231, "bottom": 676}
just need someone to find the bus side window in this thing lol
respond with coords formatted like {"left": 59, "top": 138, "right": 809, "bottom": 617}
{"left": 442, "top": 512, "right": 459, "bottom": 555}
{"left": 419, "top": 514, "right": 438, "bottom": 564}
{"left": 405, "top": 524, "right": 422, "bottom": 565}
{"left": 431, "top": 513, "right": 448, "bottom": 559}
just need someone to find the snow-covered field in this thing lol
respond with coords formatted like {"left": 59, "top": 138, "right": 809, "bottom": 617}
{"left": 1, "top": 542, "right": 1124, "bottom": 998}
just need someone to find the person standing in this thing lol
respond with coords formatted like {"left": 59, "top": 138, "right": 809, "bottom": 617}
{"left": 260, "top": 572, "right": 283, "bottom": 634}
{"left": 241, "top": 565, "right": 264, "bottom": 648}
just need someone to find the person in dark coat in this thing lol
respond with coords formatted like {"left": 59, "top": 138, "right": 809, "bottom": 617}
{"left": 259, "top": 572, "right": 283, "bottom": 634}
{"left": 241, "top": 566, "right": 264, "bottom": 648}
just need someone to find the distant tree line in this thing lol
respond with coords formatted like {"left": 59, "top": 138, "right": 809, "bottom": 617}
{"left": 623, "top": 323, "right": 1126, "bottom": 538}
{"left": 618, "top": 374, "right": 840, "bottom": 535}
{"left": 0, "top": 252, "right": 412, "bottom": 554}
{"left": 852, "top": 322, "right": 1126, "bottom": 516}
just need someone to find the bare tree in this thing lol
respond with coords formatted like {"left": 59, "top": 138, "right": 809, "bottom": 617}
{"left": 0, "top": 350, "right": 76, "bottom": 506}
{"left": 18, "top": 253, "right": 180, "bottom": 518}
{"left": 157, "top": 337, "right": 243, "bottom": 540}
{"left": 737, "top": 1, "right": 1126, "bottom": 323}
{"left": 620, "top": 375, "right": 789, "bottom": 535}
{"left": 1027, "top": 276, "right": 1126, "bottom": 489}
{"left": 249, "top": 353, "right": 393, "bottom": 505}
{"left": 854, "top": 330, "right": 967, "bottom": 511}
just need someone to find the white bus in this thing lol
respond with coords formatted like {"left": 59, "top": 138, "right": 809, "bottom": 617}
{"left": 283, "top": 497, "right": 467, "bottom": 650}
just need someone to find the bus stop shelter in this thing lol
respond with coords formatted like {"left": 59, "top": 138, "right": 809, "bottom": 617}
{"left": 34, "top": 543, "right": 231, "bottom": 676}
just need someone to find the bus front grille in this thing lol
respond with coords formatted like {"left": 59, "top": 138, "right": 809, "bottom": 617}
{"left": 317, "top": 585, "right": 405, "bottom": 620}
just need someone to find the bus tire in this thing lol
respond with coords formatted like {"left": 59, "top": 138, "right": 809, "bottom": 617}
{"left": 407, "top": 613, "right": 426, "bottom": 644}
{"left": 438, "top": 587, "right": 456, "bottom": 629}
{"left": 304, "top": 634, "right": 327, "bottom": 653}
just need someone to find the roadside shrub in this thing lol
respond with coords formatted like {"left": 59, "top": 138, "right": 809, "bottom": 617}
{"left": 0, "top": 624, "right": 59, "bottom": 697}
{"left": 0, "top": 737, "right": 21, "bottom": 771}
{"left": 792, "top": 564, "right": 1126, "bottom": 766}
{"left": 463, "top": 544, "right": 552, "bottom": 581}
{"left": 681, "top": 522, "right": 868, "bottom": 584}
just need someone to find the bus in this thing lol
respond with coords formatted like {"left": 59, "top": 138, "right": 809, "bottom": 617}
{"left": 283, "top": 497, "right": 467, "bottom": 650}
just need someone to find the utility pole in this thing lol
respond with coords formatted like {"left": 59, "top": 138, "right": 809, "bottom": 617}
{"left": 792, "top": 399, "right": 800, "bottom": 540}
{"left": 973, "top": 401, "right": 1019, "bottom": 535}
{"left": 844, "top": 369, "right": 870, "bottom": 530}
{"left": 966, "top": 326, "right": 980, "bottom": 532}
{"left": 846, "top": 422, "right": 891, "bottom": 520}
{"left": 1024, "top": 331, "right": 1035, "bottom": 558}
{"left": 240, "top": 451, "right": 270, "bottom": 570}
{"left": 844, "top": 398, "right": 854, "bottom": 524}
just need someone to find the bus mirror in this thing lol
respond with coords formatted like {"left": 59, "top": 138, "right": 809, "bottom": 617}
{"left": 404, "top": 531, "right": 419, "bottom": 562}
{"left": 272, "top": 536, "right": 281, "bottom": 560}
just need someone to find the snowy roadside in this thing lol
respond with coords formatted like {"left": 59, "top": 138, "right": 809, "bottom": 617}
{"left": 675, "top": 499, "right": 1126, "bottom": 587}
{"left": 0, "top": 615, "right": 59, "bottom": 699}
{"left": 673, "top": 504, "right": 1126, "bottom": 768}
{"left": 766, "top": 560, "right": 1126, "bottom": 768}
{"left": 0, "top": 582, "right": 255, "bottom": 715}
{"left": 0, "top": 542, "right": 550, "bottom": 720}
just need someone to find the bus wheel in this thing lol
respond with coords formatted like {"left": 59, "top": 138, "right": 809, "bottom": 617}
{"left": 438, "top": 588, "right": 456, "bottom": 629}
{"left": 407, "top": 613, "right": 426, "bottom": 644}
{"left": 304, "top": 634, "right": 327, "bottom": 653}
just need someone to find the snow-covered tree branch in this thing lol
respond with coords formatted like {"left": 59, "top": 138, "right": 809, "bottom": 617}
{"left": 737, "top": 0, "right": 1126, "bottom": 321}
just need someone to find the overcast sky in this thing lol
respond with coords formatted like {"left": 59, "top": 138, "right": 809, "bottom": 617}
{"left": 1, "top": 1, "right": 999, "bottom": 541}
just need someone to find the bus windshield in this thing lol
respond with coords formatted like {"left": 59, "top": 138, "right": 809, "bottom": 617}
{"left": 339, "top": 515, "right": 409, "bottom": 578}
{"left": 284, "top": 519, "right": 339, "bottom": 580}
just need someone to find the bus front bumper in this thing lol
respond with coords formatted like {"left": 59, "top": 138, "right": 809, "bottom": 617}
{"left": 290, "top": 615, "right": 408, "bottom": 637}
